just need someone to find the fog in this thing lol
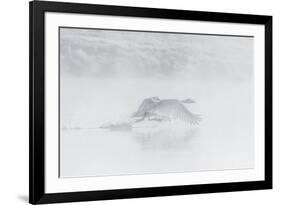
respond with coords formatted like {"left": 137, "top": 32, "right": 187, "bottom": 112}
{"left": 59, "top": 28, "right": 254, "bottom": 178}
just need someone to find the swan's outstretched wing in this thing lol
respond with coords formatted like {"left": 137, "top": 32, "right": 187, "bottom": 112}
{"left": 132, "top": 98, "right": 158, "bottom": 118}
{"left": 150, "top": 100, "right": 201, "bottom": 125}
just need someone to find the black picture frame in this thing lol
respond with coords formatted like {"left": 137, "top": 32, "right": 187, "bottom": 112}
{"left": 29, "top": 1, "right": 272, "bottom": 204}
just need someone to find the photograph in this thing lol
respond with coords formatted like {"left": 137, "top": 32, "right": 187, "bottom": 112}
{"left": 29, "top": 1, "right": 272, "bottom": 203}
{"left": 59, "top": 27, "right": 254, "bottom": 178}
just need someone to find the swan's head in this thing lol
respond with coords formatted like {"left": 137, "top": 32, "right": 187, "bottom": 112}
{"left": 182, "top": 98, "right": 196, "bottom": 104}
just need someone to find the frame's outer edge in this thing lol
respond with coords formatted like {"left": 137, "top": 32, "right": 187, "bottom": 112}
{"left": 35, "top": 181, "right": 271, "bottom": 204}
{"left": 29, "top": 1, "right": 273, "bottom": 204}
{"left": 29, "top": 1, "right": 33, "bottom": 203}
{"left": 30, "top": 1, "right": 46, "bottom": 204}
{"left": 264, "top": 16, "right": 273, "bottom": 189}
{"left": 32, "top": 0, "right": 270, "bottom": 24}
{"left": 29, "top": 2, "right": 36, "bottom": 203}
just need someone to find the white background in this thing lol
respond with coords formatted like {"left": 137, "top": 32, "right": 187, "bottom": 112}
{"left": 0, "top": 0, "right": 279, "bottom": 204}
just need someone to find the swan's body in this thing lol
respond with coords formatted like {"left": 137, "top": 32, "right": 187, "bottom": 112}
{"left": 132, "top": 97, "right": 201, "bottom": 125}
{"left": 132, "top": 97, "right": 159, "bottom": 118}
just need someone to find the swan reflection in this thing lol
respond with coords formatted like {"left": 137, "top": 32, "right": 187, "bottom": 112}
{"left": 131, "top": 124, "right": 199, "bottom": 150}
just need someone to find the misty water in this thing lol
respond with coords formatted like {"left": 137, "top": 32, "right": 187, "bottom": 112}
{"left": 60, "top": 77, "right": 254, "bottom": 178}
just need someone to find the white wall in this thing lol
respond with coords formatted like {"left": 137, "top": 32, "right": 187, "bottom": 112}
{"left": 0, "top": 0, "right": 279, "bottom": 204}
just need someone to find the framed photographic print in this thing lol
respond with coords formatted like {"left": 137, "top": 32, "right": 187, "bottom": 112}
{"left": 29, "top": 0, "right": 272, "bottom": 204}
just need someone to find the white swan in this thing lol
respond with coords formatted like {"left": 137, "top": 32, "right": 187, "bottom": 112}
{"left": 132, "top": 97, "right": 201, "bottom": 125}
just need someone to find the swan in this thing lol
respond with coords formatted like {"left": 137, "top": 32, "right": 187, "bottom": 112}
{"left": 132, "top": 97, "right": 201, "bottom": 125}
